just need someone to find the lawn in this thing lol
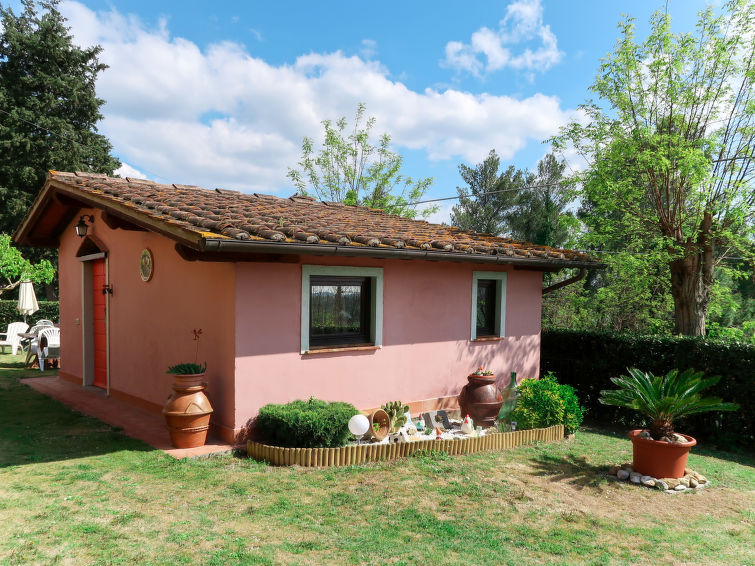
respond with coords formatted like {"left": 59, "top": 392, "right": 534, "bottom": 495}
{"left": 0, "top": 353, "right": 753, "bottom": 565}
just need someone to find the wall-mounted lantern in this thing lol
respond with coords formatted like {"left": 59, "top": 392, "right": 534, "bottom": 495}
{"left": 75, "top": 215, "right": 95, "bottom": 237}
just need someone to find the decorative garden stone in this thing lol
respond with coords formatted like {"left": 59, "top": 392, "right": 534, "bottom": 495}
{"left": 388, "top": 431, "right": 410, "bottom": 444}
{"left": 423, "top": 410, "right": 451, "bottom": 431}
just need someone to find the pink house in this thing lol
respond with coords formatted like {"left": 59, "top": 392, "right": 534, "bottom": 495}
{"left": 14, "top": 172, "right": 597, "bottom": 443}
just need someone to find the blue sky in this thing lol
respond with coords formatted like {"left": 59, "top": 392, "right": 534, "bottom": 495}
{"left": 9, "top": 0, "right": 714, "bottom": 221}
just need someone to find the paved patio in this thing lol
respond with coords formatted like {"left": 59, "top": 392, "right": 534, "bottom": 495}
{"left": 21, "top": 376, "right": 236, "bottom": 459}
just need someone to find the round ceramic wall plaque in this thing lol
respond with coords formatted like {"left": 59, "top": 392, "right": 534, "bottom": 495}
{"left": 139, "top": 248, "right": 153, "bottom": 282}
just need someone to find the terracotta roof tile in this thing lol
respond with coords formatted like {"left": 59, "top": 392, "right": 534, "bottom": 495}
{"left": 47, "top": 171, "right": 597, "bottom": 265}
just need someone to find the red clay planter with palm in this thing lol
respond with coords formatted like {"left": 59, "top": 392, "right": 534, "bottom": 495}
{"left": 627, "top": 429, "right": 696, "bottom": 479}
{"left": 600, "top": 368, "right": 738, "bottom": 479}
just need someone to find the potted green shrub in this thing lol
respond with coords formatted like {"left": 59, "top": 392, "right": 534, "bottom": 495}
{"left": 599, "top": 368, "right": 738, "bottom": 479}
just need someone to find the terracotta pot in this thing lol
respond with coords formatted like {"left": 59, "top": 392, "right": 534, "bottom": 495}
{"left": 458, "top": 374, "right": 503, "bottom": 428}
{"left": 368, "top": 409, "right": 390, "bottom": 441}
{"left": 628, "top": 429, "right": 697, "bottom": 479}
{"left": 172, "top": 373, "right": 205, "bottom": 388}
{"left": 163, "top": 375, "right": 214, "bottom": 448}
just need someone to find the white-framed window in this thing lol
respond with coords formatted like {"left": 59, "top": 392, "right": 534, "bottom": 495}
{"left": 471, "top": 271, "right": 507, "bottom": 340}
{"left": 301, "top": 265, "right": 383, "bottom": 353}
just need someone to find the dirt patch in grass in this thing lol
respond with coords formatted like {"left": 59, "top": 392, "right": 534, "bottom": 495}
{"left": 510, "top": 455, "right": 751, "bottom": 524}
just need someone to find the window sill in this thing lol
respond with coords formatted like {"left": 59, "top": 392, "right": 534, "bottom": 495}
{"left": 304, "top": 344, "right": 381, "bottom": 355}
{"left": 472, "top": 336, "right": 503, "bottom": 342}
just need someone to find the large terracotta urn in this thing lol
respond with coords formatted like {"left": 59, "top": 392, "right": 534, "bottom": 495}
{"left": 628, "top": 429, "right": 696, "bottom": 479}
{"left": 163, "top": 373, "right": 214, "bottom": 448}
{"left": 458, "top": 374, "right": 503, "bottom": 428}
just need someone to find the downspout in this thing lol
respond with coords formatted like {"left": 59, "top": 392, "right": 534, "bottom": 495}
{"left": 542, "top": 268, "right": 586, "bottom": 295}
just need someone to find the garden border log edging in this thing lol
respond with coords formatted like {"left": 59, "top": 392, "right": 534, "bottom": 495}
{"left": 247, "top": 424, "right": 565, "bottom": 467}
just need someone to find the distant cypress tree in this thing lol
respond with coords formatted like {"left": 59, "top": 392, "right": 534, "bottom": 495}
{"left": 506, "top": 152, "right": 575, "bottom": 249}
{"left": 0, "top": 0, "right": 120, "bottom": 236}
{"left": 450, "top": 149, "right": 528, "bottom": 236}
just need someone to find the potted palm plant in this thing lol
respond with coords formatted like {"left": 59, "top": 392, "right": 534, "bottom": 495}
{"left": 599, "top": 368, "right": 738, "bottom": 479}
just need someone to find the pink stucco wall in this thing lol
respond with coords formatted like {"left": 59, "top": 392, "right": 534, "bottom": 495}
{"left": 59, "top": 214, "right": 544, "bottom": 437}
{"left": 58, "top": 210, "right": 237, "bottom": 434}
{"left": 234, "top": 257, "right": 542, "bottom": 429}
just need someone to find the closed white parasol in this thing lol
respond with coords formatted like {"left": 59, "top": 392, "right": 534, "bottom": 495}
{"left": 17, "top": 280, "right": 39, "bottom": 322}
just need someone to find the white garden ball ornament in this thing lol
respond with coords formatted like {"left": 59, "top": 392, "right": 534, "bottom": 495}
{"left": 348, "top": 414, "right": 370, "bottom": 437}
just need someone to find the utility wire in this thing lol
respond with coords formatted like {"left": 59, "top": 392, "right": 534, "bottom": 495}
{"left": 2, "top": 105, "right": 753, "bottom": 208}
{"left": 573, "top": 248, "right": 748, "bottom": 261}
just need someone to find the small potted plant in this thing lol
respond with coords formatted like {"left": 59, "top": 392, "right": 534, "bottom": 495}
{"left": 599, "top": 368, "right": 738, "bottom": 479}
{"left": 458, "top": 365, "right": 503, "bottom": 428}
{"left": 162, "top": 329, "right": 214, "bottom": 448}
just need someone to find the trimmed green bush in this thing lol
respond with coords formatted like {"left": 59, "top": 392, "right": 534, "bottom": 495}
{"left": 541, "top": 329, "right": 754, "bottom": 449}
{"left": 511, "top": 373, "right": 584, "bottom": 434}
{"left": 558, "top": 381, "right": 585, "bottom": 435}
{"left": 0, "top": 299, "right": 59, "bottom": 328}
{"left": 256, "top": 398, "right": 359, "bottom": 448}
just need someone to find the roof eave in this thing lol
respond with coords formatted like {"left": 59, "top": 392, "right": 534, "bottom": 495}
{"left": 13, "top": 174, "right": 206, "bottom": 250}
{"left": 199, "top": 238, "right": 604, "bottom": 269}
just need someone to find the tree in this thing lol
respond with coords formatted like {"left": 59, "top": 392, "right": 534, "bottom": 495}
{"left": 450, "top": 149, "right": 527, "bottom": 235}
{"left": 0, "top": 233, "right": 54, "bottom": 296}
{"left": 553, "top": 0, "right": 755, "bottom": 336}
{"left": 0, "top": 0, "right": 120, "bottom": 236}
{"left": 287, "top": 103, "right": 433, "bottom": 218}
{"left": 506, "top": 153, "right": 577, "bottom": 248}
{"left": 451, "top": 150, "right": 576, "bottom": 249}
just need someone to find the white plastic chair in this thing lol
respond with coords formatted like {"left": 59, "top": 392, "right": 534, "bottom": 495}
{"left": 22, "top": 321, "right": 54, "bottom": 362}
{"left": 0, "top": 322, "right": 29, "bottom": 355}
{"left": 37, "top": 327, "right": 60, "bottom": 371}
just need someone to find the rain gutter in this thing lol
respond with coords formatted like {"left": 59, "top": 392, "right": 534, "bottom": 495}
{"left": 200, "top": 239, "right": 603, "bottom": 270}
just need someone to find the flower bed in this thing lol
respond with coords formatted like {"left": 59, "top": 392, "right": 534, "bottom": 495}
{"left": 247, "top": 424, "right": 564, "bottom": 467}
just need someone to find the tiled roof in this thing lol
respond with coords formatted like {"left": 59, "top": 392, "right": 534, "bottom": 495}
{"left": 42, "top": 171, "right": 596, "bottom": 265}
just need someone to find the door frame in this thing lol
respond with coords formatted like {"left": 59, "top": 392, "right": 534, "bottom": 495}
{"left": 79, "top": 252, "right": 110, "bottom": 394}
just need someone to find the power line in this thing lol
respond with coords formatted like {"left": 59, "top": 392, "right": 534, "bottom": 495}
{"left": 409, "top": 181, "right": 567, "bottom": 206}
{"left": 573, "top": 248, "right": 748, "bottom": 261}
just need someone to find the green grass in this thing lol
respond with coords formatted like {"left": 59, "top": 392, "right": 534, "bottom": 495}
{"left": 1, "top": 353, "right": 753, "bottom": 565}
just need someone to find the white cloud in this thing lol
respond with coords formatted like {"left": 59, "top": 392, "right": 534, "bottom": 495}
{"left": 114, "top": 162, "right": 147, "bottom": 179}
{"left": 442, "top": 0, "right": 563, "bottom": 77}
{"left": 424, "top": 203, "right": 454, "bottom": 226}
{"left": 60, "top": 1, "right": 576, "bottom": 193}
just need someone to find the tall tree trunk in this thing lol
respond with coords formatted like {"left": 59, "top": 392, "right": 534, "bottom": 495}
{"left": 668, "top": 213, "right": 714, "bottom": 337}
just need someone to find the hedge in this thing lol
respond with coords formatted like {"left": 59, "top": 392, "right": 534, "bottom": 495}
{"left": 0, "top": 300, "right": 59, "bottom": 329}
{"left": 541, "top": 329, "right": 754, "bottom": 451}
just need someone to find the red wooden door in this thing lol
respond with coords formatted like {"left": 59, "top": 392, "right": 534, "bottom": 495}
{"left": 92, "top": 259, "right": 107, "bottom": 389}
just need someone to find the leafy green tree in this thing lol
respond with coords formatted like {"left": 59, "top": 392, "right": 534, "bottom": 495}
{"left": 450, "top": 149, "right": 526, "bottom": 235}
{"left": 0, "top": 0, "right": 120, "bottom": 236}
{"left": 553, "top": 0, "right": 755, "bottom": 336}
{"left": 287, "top": 103, "right": 433, "bottom": 218}
{"left": 0, "top": 233, "right": 54, "bottom": 296}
